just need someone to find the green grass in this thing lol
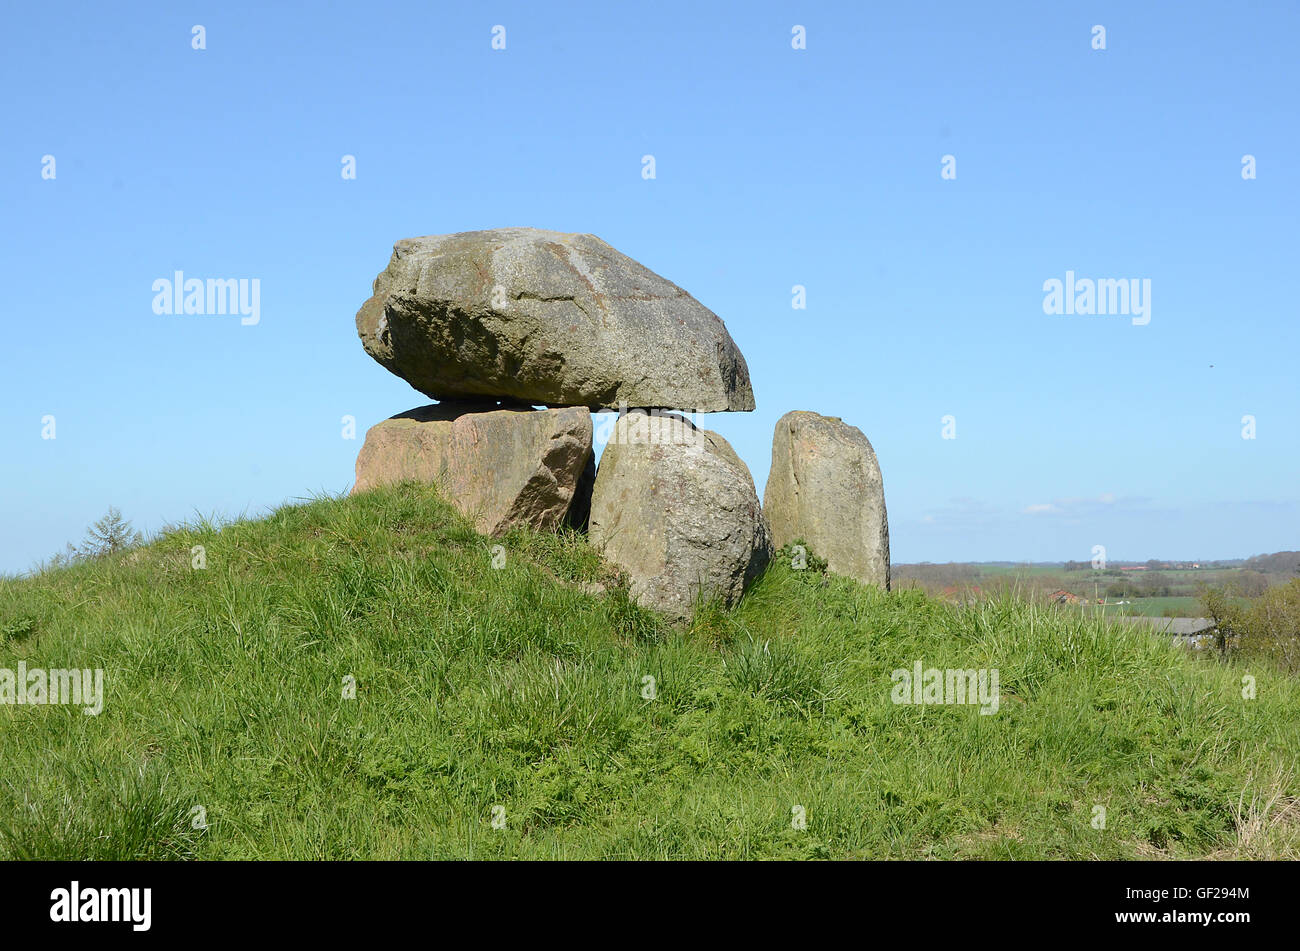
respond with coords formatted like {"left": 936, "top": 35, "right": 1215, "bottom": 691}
{"left": 1, "top": 483, "right": 1297, "bottom": 859}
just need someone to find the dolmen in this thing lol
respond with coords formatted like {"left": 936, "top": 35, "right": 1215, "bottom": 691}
{"left": 351, "top": 227, "right": 888, "bottom": 620}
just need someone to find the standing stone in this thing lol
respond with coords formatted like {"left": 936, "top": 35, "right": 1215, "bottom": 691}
{"left": 589, "top": 411, "right": 770, "bottom": 620}
{"left": 763, "top": 410, "right": 890, "bottom": 589}
{"left": 352, "top": 402, "right": 593, "bottom": 535}
{"left": 355, "top": 228, "right": 755, "bottom": 412}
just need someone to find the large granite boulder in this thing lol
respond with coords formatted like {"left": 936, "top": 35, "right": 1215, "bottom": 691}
{"left": 589, "top": 411, "right": 770, "bottom": 620}
{"left": 763, "top": 410, "right": 890, "bottom": 589}
{"left": 352, "top": 402, "right": 593, "bottom": 535}
{"left": 355, "top": 228, "right": 755, "bottom": 412}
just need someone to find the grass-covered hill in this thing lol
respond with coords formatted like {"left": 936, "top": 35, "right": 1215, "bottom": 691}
{"left": 1, "top": 483, "right": 1296, "bottom": 859}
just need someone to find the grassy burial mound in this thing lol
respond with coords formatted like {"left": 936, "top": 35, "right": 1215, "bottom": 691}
{"left": 1, "top": 483, "right": 1297, "bottom": 859}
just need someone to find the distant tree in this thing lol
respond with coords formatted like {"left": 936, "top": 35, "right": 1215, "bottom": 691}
{"left": 76, "top": 507, "right": 143, "bottom": 558}
{"left": 1199, "top": 586, "right": 1241, "bottom": 659}
{"left": 1235, "top": 570, "right": 1271, "bottom": 597}
{"left": 1142, "top": 572, "right": 1172, "bottom": 597}
{"left": 1233, "top": 580, "right": 1300, "bottom": 674}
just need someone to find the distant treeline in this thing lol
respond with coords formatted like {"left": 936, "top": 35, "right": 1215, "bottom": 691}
{"left": 1242, "top": 551, "right": 1300, "bottom": 576}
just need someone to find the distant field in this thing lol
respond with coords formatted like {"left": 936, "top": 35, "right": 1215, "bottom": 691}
{"left": 970, "top": 564, "right": 1062, "bottom": 578}
{"left": 1094, "top": 597, "right": 1203, "bottom": 618}
{"left": 892, "top": 562, "right": 1269, "bottom": 619}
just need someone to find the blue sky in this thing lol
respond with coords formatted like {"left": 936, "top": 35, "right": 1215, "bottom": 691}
{"left": 2, "top": 0, "right": 1296, "bottom": 574}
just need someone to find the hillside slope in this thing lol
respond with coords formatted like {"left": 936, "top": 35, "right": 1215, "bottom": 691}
{"left": 1, "top": 483, "right": 1297, "bottom": 859}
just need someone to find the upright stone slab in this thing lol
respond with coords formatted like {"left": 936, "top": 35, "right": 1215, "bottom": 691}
{"left": 355, "top": 228, "right": 755, "bottom": 412}
{"left": 763, "top": 410, "right": 890, "bottom": 589}
{"left": 352, "top": 402, "right": 593, "bottom": 535}
{"left": 589, "top": 411, "right": 770, "bottom": 620}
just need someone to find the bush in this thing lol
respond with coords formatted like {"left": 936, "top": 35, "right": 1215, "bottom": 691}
{"left": 776, "top": 540, "right": 829, "bottom": 579}
{"left": 1201, "top": 580, "right": 1300, "bottom": 673}
{"left": 68, "top": 506, "right": 143, "bottom": 560}
{"left": 1238, "top": 581, "right": 1300, "bottom": 674}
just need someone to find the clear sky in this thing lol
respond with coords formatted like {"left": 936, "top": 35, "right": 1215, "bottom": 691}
{"left": 2, "top": 0, "right": 1296, "bottom": 574}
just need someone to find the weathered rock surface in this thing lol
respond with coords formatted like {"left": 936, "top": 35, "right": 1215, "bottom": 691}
{"left": 352, "top": 402, "right": 593, "bottom": 535}
{"left": 355, "top": 228, "right": 755, "bottom": 412}
{"left": 763, "top": 410, "right": 890, "bottom": 589}
{"left": 589, "top": 411, "right": 770, "bottom": 620}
